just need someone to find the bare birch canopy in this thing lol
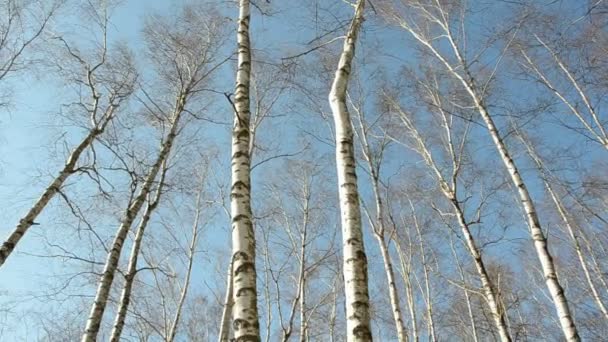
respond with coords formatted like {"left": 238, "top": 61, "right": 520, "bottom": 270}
{"left": 1, "top": 0, "right": 608, "bottom": 341}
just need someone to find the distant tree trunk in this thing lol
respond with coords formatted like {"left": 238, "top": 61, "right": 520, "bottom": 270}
{"left": 229, "top": 0, "right": 260, "bottom": 340}
{"left": 328, "top": 1, "right": 371, "bottom": 340}
{"left": 167, "top": 178, "right": 204, "bottom": 342}
{"left": 81, "top": 102, "right": 183, "bottom": 342}
{"left": 410, "top": 203, "right": 436, "bottom": 342}
{"left": 354, "top": 96, "right": 408, "bottom": 342}
{"left": 108, "top": 161, "right": 168, "bottom": 342}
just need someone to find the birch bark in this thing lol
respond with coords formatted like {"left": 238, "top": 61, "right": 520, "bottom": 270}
{"left": 108, "top": 161, "right": 167, "bottom": 342}
{"left": 81, "top": 100, "right": 183, "bottom": 342}
{"left": 390, "top": 6, "right": 580, "bottom": 340}
{"left": 328, "top": 0, "right": 371, "bottom": 340}
{"left": 230, "top": 0, "right": 260, "bottom": 340}
{"left": 520, "top": 135, "right": 608, "bottom": 322}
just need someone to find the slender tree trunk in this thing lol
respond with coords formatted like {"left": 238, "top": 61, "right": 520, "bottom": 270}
{"left": 394, "top": 235, "right": 419, "bottom": 342}
{"left": 299, "top": 273, "right": 307, "bottom": 342}
{"left": 0, "top": 108, "right": 115, "bottom": 267}
{"left": 81, "top": 104, "right": 183, "bottom": 342}
{"left": 449, "top": 233, "right": 479, "bottom": 342}
{"left": 470, "top": 93, "right": 579, "bottom": 341}
{"left": 395, "top": 18, "right": 580, "bottom": 341}
{"left": 108, "top": 162, "right": 167, "bottom": 342}
{"left": 389, "top": 97, "right": 512, "bottom": 342}
{"left": 218, "top": 260, "right": 234, "bottom": 342}
{"left": 414, "top": 224, "right": 436, "bottom": 342}
{"left": 229, "top": 1, "right": 260, "bottom": 340}
{"left": 328, "top": 1, "right": 371, "bottom": 340}
{"left": 166, "top": 191, "right": 201, "bottom": 342}
{"left": 355, "top": 99, "right": 407, "bottom": 342}
{"left": 521, "top": 135, "right": 608, "bottom": 322}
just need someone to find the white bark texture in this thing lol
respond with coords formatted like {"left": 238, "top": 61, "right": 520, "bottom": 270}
{"left": 230, "top": 0, "right": 260, "bottom": 340}
{"left": 0, "top": 108, "right": 115, "bottom": 267}
{"left": 81, "top": 104, "right": 183, "bottom": 342}
{"left": 328, "top": 1, "right": 372, "bottom": 340}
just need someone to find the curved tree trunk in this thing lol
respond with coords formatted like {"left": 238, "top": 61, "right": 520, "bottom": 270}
{"left": 328, "top": 1, "right": 371, "bottom": 340}
{"left": 229, "top": 0, "right": 260, "bottom": 340}
{"left": 81, "top": 103, "right": 183, "bottom": 342}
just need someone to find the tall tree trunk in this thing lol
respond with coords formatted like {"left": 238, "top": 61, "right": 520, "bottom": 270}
{"left": 328, "top": 1, "right": 371, "bottom": 340}
{"left": 394, "top": 16, "right": 580, "bottom": 341}
{"left": 108, "top": 162, "right": 167, "bottom": 342}
{"left": 81, "top": 102, "right": 183, "bottom": 342}
{"left": 166, "top": 185, "right": 202, "bottom": 342}
{"left": 218, "top": 260, "right": 234, "bottom": 342}
{"left": 410, "top": 208, "right": 436, "bottom": 342}
{"left": 229, "top": 0, "right": 260, "bottom": 340}
{"left": 0, "top": 107, "right": 116, "bottom": 267}
{"left": 395, "top": 236, "right": 419, "bottom": 342}
{"left": 355, "top": 98, "right": 408, "bottom": 342}
{"left": 449, "top": 233, "right": 479, "bottom": 342}
{"left": 520, "top": 135, "right": 608, "bottom": 322}
{"left": 388, "top": 96, "right": 512, "bottom": 342}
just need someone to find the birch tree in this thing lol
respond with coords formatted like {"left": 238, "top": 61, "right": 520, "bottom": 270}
{"left": 108, "top": 160, "right": 168, "bottom": 342}
{"left": 0, "top": 0, "right": 61, "bottom": 107}
{"left": 382, "top": 82, "right": 511, "bottom": 341}
{"left": 328, "top": 1, "right": 372, "bottom": 340}
{"left": 350, "top": 91, "right": 408, "bottom": 342}
{"left": 382, "top": 1, "right": 580, "bottom": 339}
{"left": 228, "top": 0, "right": 261, "bottom": 340}
{"left": 82, "top": 6, "right": 226, "bottom": 340}
{"left": 0, "top": 3, "right": 136, "bottom": 267}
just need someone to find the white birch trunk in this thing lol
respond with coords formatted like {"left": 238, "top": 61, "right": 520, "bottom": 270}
{"left": 230, "top": 0, "right": 260, "bottom": 340}
{"left": 521, "top": 136, "right": 608, "bottom": 322}
{"left": 0, "top": 107, "right": 115, "bottom": 267}
{"left": 166, "top": 188, "right": 201, "bottom": 342}
{"left": 81, "top": 103, "right": 183, "bottom": 342}
{"left": 395, "top": 237, "right": 419, "bottom": 342}
{"left": 218, "top": 260, "right": 234, "bottom": 342}
{"left": 328, "top": 1, "right": 371, "bottom": 340}
{"left": 108, "top": 161, "right": 166, "bottom": 342}
{"left": 394, "top": 17, "right": 580, "bottom": 341}
{"left": 355, "top": 99, "right": 408, "bottom": 342}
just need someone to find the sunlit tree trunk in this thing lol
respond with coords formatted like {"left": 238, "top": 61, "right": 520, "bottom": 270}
{"left": 166, "top": 180, "right": 203, "bottom": 342}
{"left": 0, "top": 111, "right": 113, "bottom": 267}
{"left": 218, "top": 260, "right": 234, "bottom": 342}
{"left": 108, "top": 162, "right": 168, "bottom": 342}
{"left": 389, "top": 5, "right": 580, "bottom": 339}
{"left": 353, "top": 97, "right": 408, "bottom": 342}
{"left": 449, "top": 233, "right": 479, "bottom": 342}
{"left": 328, "top": 0, "right": 371, "bottom": 340}
{"left": 81, "top": 102, "right": 183, "bottom": 342}
{"left": 520, "top": 134, "right": 608, "bottom": 322}
{"left": 229, "top": 0, "right": 260, "bottom": 340}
